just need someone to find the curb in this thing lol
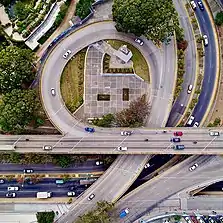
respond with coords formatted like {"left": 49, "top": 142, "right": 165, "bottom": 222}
{"left": 200, "top": 0, "right": 220, "bottom": 126}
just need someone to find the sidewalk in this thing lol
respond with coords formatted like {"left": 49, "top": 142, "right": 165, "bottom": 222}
{"left": 36, "top": 0, "right": 77, "bottom": 58}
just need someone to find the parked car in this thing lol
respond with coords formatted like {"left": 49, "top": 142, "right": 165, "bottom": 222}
{"left": 88, "top": 193, "right": 95, "bottom": 201}
{"left": 23, "top": 169, "right": 34, "bottom": 173}
{"left": 0, "top": 179, "right": 5, "bottom": 184}
{"left": 96, "top": 161, "right": 103, "bottom": 166}
{"left": 190, "top": 1, "right": 196, "bottom": 10}
{"left": 85, "top": 127, "right": 95, "bottom": 133}
{"left": 8, "top": 186, "right": 19, "bottom": 191}
{"left": 191, "top": 216, "right": 199, "bottom": 223}
{"left": 117, "top": 146, "right": 128, "bottom": 151}
{"left": 121, "top": 131, "right": 132, "bottom": 136}
{"left": 174, "top": 131, "right": 183, "bottom": 136}
{"left": 134, "top": 38, "right": 144, "bottom": 46}
{"left": 193, "top": 122, "right": 199, "bottom": 127}
{"left": 209, "top": 131, "right": 220, "bottom": 136}
{"left": 63, "top": 50, "right": 72, "bottom": 59}
{"left": 203, "top": 35, "right": 208, "bottom": 46}
{"left": 198, "top": 0, "right": 204, "bottom": 10}
{"left": 197, "top": 216, "right": 206, "bottom": 223}
{"left": 187, "top": 84, "right": 193, "bottom": 94}
{"left": 170, "top": 138, "right": 181, "bottom": 143}
{"left": 189, "top": 163, "right": 198, "bottom": 171}
{"left": 5, "top": 192, "right": 16, "bottom": 198}
{"left": 51, "top": 88, "right": 56, "bottom": 96}
{"left": 185, "top": 216, "right": 193, "bottom": 223}
{"left": 67, "top": 191, "right": 75, "bottom": 197}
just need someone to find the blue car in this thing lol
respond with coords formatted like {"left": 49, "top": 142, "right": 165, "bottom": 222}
{"left": 198, "top": 1, "right": 204, "bottom": 10}
{"left": 170, "top": 138, "right": 181, "bottom": 143}
{"left": 85, "top": 127, "right": 95, "bottom": 133}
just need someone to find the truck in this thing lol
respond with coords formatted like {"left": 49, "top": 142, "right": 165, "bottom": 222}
{"left": 36, "top": 192, "right": 52, "bottom": 199}
{"left": 0, "top": 145, "right": 15, "bottom": 151}
{"left": 119, "top": 208, "right": 129, "bottom": 219}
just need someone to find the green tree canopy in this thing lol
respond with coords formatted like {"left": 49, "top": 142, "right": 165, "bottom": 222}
{"left": 215, "top": 12, "right": 223, "bottom": 26}
{"left": 112, "top": 0, "right": 179, "bottom": 43}
{"left": 0, "top": 89, "right": 39, "bottom": 133}
{"left": 36, "top": 211, "right": 55, "bottom": 223}
{"left": 0, "top": 46, "right": 35, "bottom": 93}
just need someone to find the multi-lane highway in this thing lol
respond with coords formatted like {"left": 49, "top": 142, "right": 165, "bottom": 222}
{"left": 116, "top": 155, "right": 223, "bottom": 223}
{"left": 187, "top": 0, "right": 218, "bottom": 126}
{"left": 1, "top": 129, "right": 223, "bottom": 154}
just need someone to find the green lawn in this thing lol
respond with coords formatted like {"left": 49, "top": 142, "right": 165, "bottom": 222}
{"left": 106, "top": 40, "right": 150, "bottom": 83}
{"left": 60, "top": 48, "right": 86, "bottom": 113}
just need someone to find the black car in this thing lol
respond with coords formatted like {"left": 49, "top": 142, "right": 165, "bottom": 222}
{"left": 198, "top": 1, "right": 204, "bottom": 10}
{"left": 170, "top": 138, "right": 181, "bottom": 143}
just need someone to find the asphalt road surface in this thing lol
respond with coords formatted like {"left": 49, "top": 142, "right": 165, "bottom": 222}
{"left": 116, "top": 155, "right": 223, "bottom": 223}
{"left": 167, "top": 0, "right": 197, "bottom": 126}
{"left": 188, "top": 0, "right": 217, "bottom": 126}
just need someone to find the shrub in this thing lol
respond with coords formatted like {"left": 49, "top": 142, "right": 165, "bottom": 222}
{"left": 215, "top": 12, "right": 223, "bottom": 26}
{"left": 75, "top": 0, "right": 93, "bottom": 20}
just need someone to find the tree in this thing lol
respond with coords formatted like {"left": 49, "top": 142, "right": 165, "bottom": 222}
{"left": 112, "top": 0, "right": 179, "bottom": 43}
{"left": 0, "top": 46, "right": 36, "bottom": 93}
{"left": 36, "top": 211, "right": 55, "bottom": 223}
{"left": 215, "top": 12, "right": 223, "bottom": 26}
{"left": 115, "top": 94, "right": 150, "bottom": 127}
{"left": 75, "top": 201, "right": 114, "bottom": 223}
{"left": 0, "top": 89, "right": 39, "bottom": 133}
{"left": 0, "top": 0, "right": 12, "bottom": 6}
{"left": 75, "top": 0, "right": 93, "bottom": 20}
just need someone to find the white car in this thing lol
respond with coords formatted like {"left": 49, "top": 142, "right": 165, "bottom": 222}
{"left": 189, "top": 163, "right": 198, "bottom": 171}
{"left": 190, "top": 1, "right": 196, "bottom": 10}
{"left": 8, "top": 186, "right": 19, "bottom": 191}
{"left": 95, "top": 161, "right": 103, "bottom": 166}
{"left": 117, "top": 146, "right": 128, "bottom": 151}
{"left": 63, "top": 50, "right": 72, "bottom": 59}
{"left": 88, "top": 193, "right": 95, "bottom": 201}
{"left": 185, "top": 217, "right": 193, "bottom": 223}
{"left": 187, "top": 84, "right": 193, "bottom": 94}
{"left": 43, "top": 145, "right": 52, "bottom": 150}
{"left": 144, "top": 163, "right": 150, "bottom": 169}
{"left": 67, "top": 191, "right": 75, "bottom": 197}
{"left": 203, "top": 35, "right": 208, "bottom": 46}
{"left": 209, "top": 131, "right": 220, "bottom": 136}
{"left": 193, "top": 122, "right": 199, "bottom": 127}
{"left": 120, "top": 131, "right": 132, "bottom": 136}
{"left": 134, "top": 38, "right": 144, "bottom": 46}
{"left": 187, "top": 115, "right": 195, "bottom": 125}
{"left": 51, "top": 88, "right": 56, "bottom": 96}
{"left": 5, "top": 192, "right": 16, "bottom": 198}
{"left": 23, "top": 169, "right": 34, "bottom": 173}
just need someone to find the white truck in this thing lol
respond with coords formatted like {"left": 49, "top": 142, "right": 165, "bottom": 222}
{"left": 36, "top": 192, "right": 52, "bottom": 199}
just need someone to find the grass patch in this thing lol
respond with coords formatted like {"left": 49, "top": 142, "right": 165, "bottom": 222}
{"left": 106, "top": 39, "right": 150, "bottom": 83}
{"left": 60, "top": 48, "right": 86, "bottom": 113}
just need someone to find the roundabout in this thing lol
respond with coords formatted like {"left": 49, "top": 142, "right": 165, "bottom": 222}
{"left": 40, "top": 20, "right": 176, "bottom": 136}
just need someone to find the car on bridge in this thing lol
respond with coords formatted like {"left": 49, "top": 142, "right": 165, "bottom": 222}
{"left": 121, "top": 131, "right": 132, "bottom": 136}
{"left": 117, "top": 146, "right": 128, "bottom": 151}
{"left": 170, "top": 138, "right": 181, "bottom": 143}
{"left": 88, "top": 193, "right": 95, "bottom": 201}
{"left": 173, "top": 145, "right": 185, "bottom": 150}
{"left": 5, "top": 192, "right": 16, "bottom": 198}
{"left": 174, "top": 131, "right": 183, "bottom": 136}
{"left": 85, "top": 127, "right": 95, "bottom": 133}
{"left": 203, "top": 35, "right": 208, "bottom": 46}
{"left": 209, "top": 131, "right": 220, "bottom": 136}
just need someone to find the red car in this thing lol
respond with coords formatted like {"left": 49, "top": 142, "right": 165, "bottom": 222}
{"left": 174, "top": 131, "right": 183, "bottom": 136}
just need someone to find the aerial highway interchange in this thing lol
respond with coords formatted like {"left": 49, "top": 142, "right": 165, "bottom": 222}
{"left": 0, "top": 0, "right": 222, "bottom": 222}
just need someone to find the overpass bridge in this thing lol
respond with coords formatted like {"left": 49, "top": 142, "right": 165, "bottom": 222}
{"left": 1, "top": 128, "right": 223, "bottom": 155}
